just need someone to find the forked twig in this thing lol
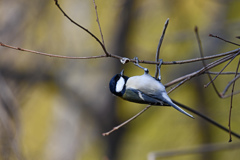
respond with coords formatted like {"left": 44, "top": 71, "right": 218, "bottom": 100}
{"left": 204, "top": 34, "right": 240, "bottom": 98}
{"left": 54, "top": 0, "right": 109, "bottom": 55}
{"left": 205, "top": 52, "right": 239, "bottom": 88}
{"left": 164, "top": 53, "right": 239, "bottom": 88}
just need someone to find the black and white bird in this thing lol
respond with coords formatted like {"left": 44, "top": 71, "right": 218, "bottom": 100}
{"left": 109, "top": 69, "right": 194, "bottom": 118}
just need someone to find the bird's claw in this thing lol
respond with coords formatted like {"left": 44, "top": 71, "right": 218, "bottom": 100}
{"left": 134, "top": 57, "right": 149, "bottom": 74}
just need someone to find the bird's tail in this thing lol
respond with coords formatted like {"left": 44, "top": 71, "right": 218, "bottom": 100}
{"left": 169, "top": 101, "right": 194, "bottom": 119}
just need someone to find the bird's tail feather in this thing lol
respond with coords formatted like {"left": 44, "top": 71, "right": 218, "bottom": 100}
{"left": 169, "top": 101, "right": 194, "bottom": 119}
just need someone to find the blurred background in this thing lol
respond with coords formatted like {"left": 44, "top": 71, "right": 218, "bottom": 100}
{"left": 0, "top": 0, "right": 240, "bottom": 160}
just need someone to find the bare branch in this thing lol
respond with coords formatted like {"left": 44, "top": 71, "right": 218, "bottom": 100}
{"left": 1, "top": 40, "right": 239, "bottom": 67}
{"left": 0, "top": 42, "right": 107, "bottom": 59}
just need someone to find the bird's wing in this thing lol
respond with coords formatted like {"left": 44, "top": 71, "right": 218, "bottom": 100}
{"left": 124, "top": 88, "right": 170, "bottom": 106}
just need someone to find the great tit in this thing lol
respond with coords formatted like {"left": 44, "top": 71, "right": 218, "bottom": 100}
{"left": 109, "top": 69, "right": 194, "bottom": 118}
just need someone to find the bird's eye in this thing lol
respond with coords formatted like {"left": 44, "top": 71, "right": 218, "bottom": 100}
{"left": 116, "top": 77, "right": 125, "bottom": 92}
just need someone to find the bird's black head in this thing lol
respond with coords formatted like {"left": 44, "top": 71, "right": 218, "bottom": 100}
{"left": 109, "top": 70, "right": 129, "bottom": 97}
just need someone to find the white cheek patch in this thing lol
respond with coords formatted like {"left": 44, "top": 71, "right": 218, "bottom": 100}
{"left": 116, "top": 77, "right": 125, "bottom": 92}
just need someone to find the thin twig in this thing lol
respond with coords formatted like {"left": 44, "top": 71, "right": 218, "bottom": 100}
{"left": 0, "top": 42, "right": 107, "bottom": 59}
{"left": 195, "top": 27, "right": 205, "bottom": 65}
{"left": 222, "top": 75, "right": 240, "bottom": 95}
{"left": 195, "top": 26, "right": 221, "bottom": 97}
{"left": 93, "top": 0, "right": 105, "bottom": 46}
{"left": 228, "top": 58, "right": 240, "bottom": 142}
{"left": 205, "top": 71, "right": 240, "bottom": 75}
{"left": 102, "top": 105, "right": 152, "bottom": 136}
{"left": 155, "top": 18, "right": 169, "bottom": 78}
{"left": 209, "top": 34, "right": 240, "bottom": 47}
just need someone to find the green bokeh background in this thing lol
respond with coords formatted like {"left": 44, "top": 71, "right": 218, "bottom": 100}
{"left": 0, "top": 0, "right": 240, "bottom": 160}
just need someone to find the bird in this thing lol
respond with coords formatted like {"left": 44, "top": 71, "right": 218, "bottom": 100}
{"left": 109, "top": 69, "right": 194, "bottom": 118}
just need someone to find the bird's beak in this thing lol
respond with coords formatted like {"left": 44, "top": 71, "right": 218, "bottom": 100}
{"left": 120, "top": 69, "right": 124, "bottom": 76}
